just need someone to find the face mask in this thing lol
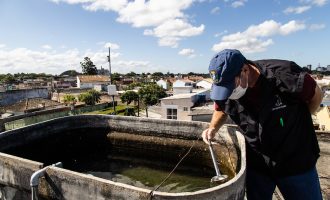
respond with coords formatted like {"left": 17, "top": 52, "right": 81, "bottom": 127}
{"left": 229, "top": 74, "right": 248, "bottom": 100}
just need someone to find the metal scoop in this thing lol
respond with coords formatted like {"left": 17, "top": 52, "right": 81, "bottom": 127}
{"left": 208, "top": 141, "right": 228, "bottom": 183}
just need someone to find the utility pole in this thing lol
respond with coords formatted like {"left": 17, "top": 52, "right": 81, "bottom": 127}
{"left": 108, "top": 47, "right": 112, "bottom": 85}
{"left": 108, "top": 47, "right": 116, "bottom": 114}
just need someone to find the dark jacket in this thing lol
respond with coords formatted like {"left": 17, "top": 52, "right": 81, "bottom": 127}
{"left": 221, "top": 59, "right": 320, "bottom": 177}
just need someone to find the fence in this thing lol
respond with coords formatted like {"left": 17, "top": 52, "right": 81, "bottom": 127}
{"left": 4, "top": 102, "right": 113, "bottom": 131}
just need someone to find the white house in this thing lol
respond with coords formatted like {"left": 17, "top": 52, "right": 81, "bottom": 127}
{"left": 173, "top": 79, "right": 194, "bottom": 87}
{"left": 172, "top": 79, "right": 195, "bottom": 95}
{"left": 77, "top": 75, "right": 111, "bottom": 90}
{"left": 156, "top": 79, "right": 169, "bottom": 90}
{"left": 160, "top": 90, "right": 209, "bottom": 121}
{"left": 196, "top": 78, "right": 213, "bottom": 89}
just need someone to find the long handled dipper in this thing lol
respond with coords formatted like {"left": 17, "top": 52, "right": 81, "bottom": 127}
{"left": 208, "top": 140, "right": 228, "bottom": 183}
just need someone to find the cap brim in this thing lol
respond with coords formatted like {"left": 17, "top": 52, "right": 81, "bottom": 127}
{"left": 210, "top": 83, "right": 234, "bottom": 100}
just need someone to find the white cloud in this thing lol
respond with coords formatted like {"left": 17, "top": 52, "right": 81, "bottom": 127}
{"left": 284, "top": 6, "right": 311, "bottom": 14}
{"left": 302, "top": 0, "right": 328, "bottom": 6}
{"left": 0, "top": 44, "right": 5, "bottom": 49}
{"left": 42, "top": 45, "right": 52, "bottom": 50}
{"left": 51, "top": 0, "right": 127, "bottom": 12}
{"left": 144, "top": 19, "right": 205, "bottom": 48}
{"left": 288, "top": 0, "right": 328, "bottom": 14}
{"left": 50, "top": 0, "right": 204, "bottom": 48}
{"left": 0, "top": 47, "right": 155, "bottom": 74}
{"left": 313, "top": 0, "right": 328, "bottom": 6}
{"left": 158, "top": 37, "right": 181, "bottom": 48}
{"left": 231, "top": 0, "right": 247, "bottom": 8}
{"left": 214, "top": 30, "right": 228, "bottom": 37}
{"left": 212, "top": 20, "right": 306, "bottom": 53}
{"left": 116, "top": 0, "right": 192, "bottom": 27}
{"left": 309, "top": 23, "right": 326, "bottom": 31}
{"left": 104, "top": 42, "right": 120, "bottom": 50}
{"left": 279, "top": 20, "right": 306, "bottom": 35}
{"left": 178, "top": 48, "right": 196, "bottom": 58}
{"left": 210, "top": 7, "right": 220, "bottom": 14}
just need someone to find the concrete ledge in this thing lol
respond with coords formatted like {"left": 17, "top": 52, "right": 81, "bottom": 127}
{"left": 0, "top": 115, "right": 246, "bottom": 200}
{"left": 0, "top": 153, "right": 43, "bottom": 190}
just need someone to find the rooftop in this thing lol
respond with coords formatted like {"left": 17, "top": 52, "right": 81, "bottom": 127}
{"left": 77, "top": 75, "right": 110, "bottom": 83}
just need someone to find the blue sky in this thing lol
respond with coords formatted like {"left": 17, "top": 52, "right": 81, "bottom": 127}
{"left": 0, "top": 0, "right": 329, "bottom": 75}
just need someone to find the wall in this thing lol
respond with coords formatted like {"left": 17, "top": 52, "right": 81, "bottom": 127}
{"left": 316, "top": 106, "right": 330, "bottom": 131}
{"left": 2, "top": 103, "right": 110, "bottom": 131}
{"left": 173, "top": 87, "right": 193, "bottom": 95}
{"left": 192, "top": 114, "right": 212, "bottom": 122}
{"left": 0, "top": 88, "right": 49, "bottom": 107}
{"left": 161, "top": 97, "right": 195, "bottom": 121}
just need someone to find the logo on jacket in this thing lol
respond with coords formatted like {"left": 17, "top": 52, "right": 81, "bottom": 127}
{"left": 272, "top": 95, "right": 287, "bottom": 111}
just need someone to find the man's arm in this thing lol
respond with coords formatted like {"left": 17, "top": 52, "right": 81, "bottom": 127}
{"left": 202, "top": 110, "right": 228, "bottom": 143}
{"left": 307, "top": 84, "right": 323, "bottom": 114}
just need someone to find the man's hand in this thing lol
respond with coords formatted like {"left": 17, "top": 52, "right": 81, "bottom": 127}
{"left": 202, "top": 128, "right": 217, "bottom": 144}
{"left": 202, "top": 109, "right": 228, "bottom": 144}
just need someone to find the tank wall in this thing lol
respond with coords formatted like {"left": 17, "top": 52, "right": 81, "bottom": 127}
{"left": 0, "top": 115, "right": 246, "bottom": 200}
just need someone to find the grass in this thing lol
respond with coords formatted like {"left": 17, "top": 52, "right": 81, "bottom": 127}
{"left": 86, "top": 105, "right": 139, "bottom": 116}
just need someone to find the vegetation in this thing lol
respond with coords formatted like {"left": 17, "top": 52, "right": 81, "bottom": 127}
{"left": 0, "top": 74, "right": 16, "bottom": 84}
{"left": 138, "top": 83, "right": 167, "bottom": 117}
{"left": 60, "top": 70, "right": 81, "bottom": 77}
{"left": 63, "top": 94, "right": 77, "bottom": 105}
{"left": 0, "top": 73, "right": 53, "bottom": 84}
{"left": 112, "top": 72, "right": 121, "bottom": 81}
{"left": 86, "top": 105, "right": 135, "bottom": 116}
{"left": 125, "top": 82, "right": 145, "bottom": 90}
{"left": 81, "top": 57, "right": 97, "bottom": 75}
{"left": 120, "top": 91, "right": 139, "bottom": 116}
{"left": 126, "top": 71, "right": 137, "bottom": 77}
{"left": 78, "top": 89, "right": 101, "bottom": 105}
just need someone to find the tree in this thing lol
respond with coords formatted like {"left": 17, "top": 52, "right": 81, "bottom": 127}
{"left": 138, "top": 84, "right": 167, "bottom": 117}
{"left": 1, "top": 74, "right": 16, "bottom": 84}
{"left": 112, "top": 72, "right": 121, "bottom": 81}
{"left": 81, "top": 57, "right": 97, "bottom": 75}
{"left": 63, "top": 94, "right": 76, "bottom": 105}
{"left": 78, "top": 89, "right": 101, "bottom": 105}
{"left": 60, "top": 70, "right": 81, "bottom": 77}
{"left": 126, "top": 71, "right": 137, "bottom": 77}
{"left": 152, "top": 72, "right": 164, "bottom": 80}
{"left": 120, "top": 91, "right": 139, "bottom": 116}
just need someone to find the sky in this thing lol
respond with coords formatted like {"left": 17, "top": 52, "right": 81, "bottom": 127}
{"left": 0, "top": 0, "right": 329, "bottom": 75}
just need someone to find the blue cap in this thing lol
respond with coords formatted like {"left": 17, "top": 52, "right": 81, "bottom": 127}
{"left": 209, "top": 49, "right": 246, "bottom": 100}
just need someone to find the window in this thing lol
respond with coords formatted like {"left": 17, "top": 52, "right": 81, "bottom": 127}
{"left": 167, "top": 108, "right": 177, "bottom": 120}
{"left": 183, "top": 107, "right": 188, "bottom": 111}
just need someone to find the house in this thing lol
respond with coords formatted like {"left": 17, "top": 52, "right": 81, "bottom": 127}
{"left": 172, "top": 79, "right": 195, "bottom": 95}
{"left": 156, "top": 79, "right": 169, "bottom": 90}
{"left": 160, "top": 90, "right": 209, "bottom": 121}
{"left": 187, "top": 76, "right": 204, "bottom": 83}
{"left": 316, "top": 106, "right": 330, "bottom": 131}
{"left": 77, "top": 75, "right": 111, "bottom": 90}
{"left": 0, "top": 85, "right": 5, "bottom": 92}
{"left": 196, "top": 78, "right": 213, "bottom": 89}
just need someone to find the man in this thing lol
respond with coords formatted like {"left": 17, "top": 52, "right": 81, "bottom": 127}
{"left": 202, "top": 49, "right": 323, "bottom": 200}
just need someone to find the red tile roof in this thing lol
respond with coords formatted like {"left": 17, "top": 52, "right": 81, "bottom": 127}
{"left": 78, "top": 75, "right": 110, "bottom": 83}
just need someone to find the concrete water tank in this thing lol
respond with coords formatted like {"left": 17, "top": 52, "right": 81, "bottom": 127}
{"left": 0, "top": 115, "right": 246, "bottom": 200}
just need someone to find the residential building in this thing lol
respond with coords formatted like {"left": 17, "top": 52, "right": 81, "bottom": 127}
{"left": 77, "top": 75, "right": 110, "bottom": 89}
{"left": 172, "top": 79, "right": 195, "bottom": 95}
{"left": 160, "top": 90, "right": 209, "bottom": 121}
{"left": 156, "top": 79, "right": 169, "bottom": 90}
{"left": 196, "top": 78, "right": 213, "bottom": 89}
{"left": 316, "top": 106, "right": 330, "bottom": 131}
